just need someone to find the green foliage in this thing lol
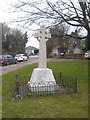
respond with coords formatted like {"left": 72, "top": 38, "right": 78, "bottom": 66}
{"left": 2, "top": 60, "right": 88, "bottom": 118}
{"left": 23, "top": 31, "right": 28, "bottom": 48}
{"left": 2, "top": 24, "right": 28, "bottom": 55}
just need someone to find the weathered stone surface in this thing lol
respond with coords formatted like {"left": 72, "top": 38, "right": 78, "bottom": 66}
{"left": 35, "top": 25, "right": 51, "bottom": 68}
{"left": 28, "top": 68, "right": 56, "bottom": 85}
{"left": 28, "top": 25, "right": 56, "bottom": 92}
{"left": 28, "top": 68, "right": 56, "bottom": 91}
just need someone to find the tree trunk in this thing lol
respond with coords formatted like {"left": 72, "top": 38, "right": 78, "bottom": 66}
{"left": 88, "top": 29, "right": 90, "bottom": 50}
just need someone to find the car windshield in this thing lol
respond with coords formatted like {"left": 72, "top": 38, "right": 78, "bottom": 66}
{"left": 0, "top": 55, "right": 7, "bottom": 59}
{"left": 3, "top": 55, "right": 8, "bottom": 58}
{"left": 87, "top": 50, "right": 90, "bottom": 53}
{"left": 15, "top": 54, "right": 21, "bottom": 57}
{"left": 0, "top": 55, "right": 2, "bottom": 59}
{"left": 86, "top": 51, "right": 89, "bottom": 54}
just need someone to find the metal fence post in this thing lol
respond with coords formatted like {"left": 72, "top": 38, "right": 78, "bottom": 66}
{"left": 74, "top": 78, "right": 77, "bottom": 93}
{"left": 16, "top": 74, "right": 19, "bottom": 96}
{"left": 60, "top": 72, "right": 62, "bottom": 83}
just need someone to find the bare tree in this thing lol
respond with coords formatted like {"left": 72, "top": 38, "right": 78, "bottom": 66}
{"left": 46, "top": 0, "right": 90, "bottom": 49}
{"left": 50, "top": 24, "right": 69, "bottom": 52}
{"left": 11, "top": 0, "right": 90, "bottom": 49}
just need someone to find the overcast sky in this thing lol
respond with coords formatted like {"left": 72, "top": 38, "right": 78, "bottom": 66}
{"left": 0, "top": 0, "right": 14, "bottom": 23}
{"left": 0, "top": 0, "right": 88, "bottom": 48}
{"left": 0, "top": 0, "right": 39, "bottom": 48}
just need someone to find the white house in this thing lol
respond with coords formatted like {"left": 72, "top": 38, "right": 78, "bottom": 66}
{"left": 25, "top": 46, "right": 39, "bottom": 55}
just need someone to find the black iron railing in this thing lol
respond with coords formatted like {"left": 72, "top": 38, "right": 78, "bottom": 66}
{"left": 14, "top": 73, "right": 77, "bottom": 98}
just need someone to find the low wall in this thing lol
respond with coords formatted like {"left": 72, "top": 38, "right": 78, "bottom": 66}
{"left": 59, "top": 53, "right": 85, "bottom": 59}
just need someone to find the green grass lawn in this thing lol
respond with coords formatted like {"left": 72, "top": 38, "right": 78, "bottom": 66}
{"left": 2, "top": 60, "right": 88, "bottom": 118}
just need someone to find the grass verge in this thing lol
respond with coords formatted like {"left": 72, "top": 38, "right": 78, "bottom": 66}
{"left": 2, "top": 60, "right": 88, "bottom": 118}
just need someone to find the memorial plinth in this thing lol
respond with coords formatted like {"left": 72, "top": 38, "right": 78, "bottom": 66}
{"left": 28, "top": 25, "right": 56, "bottom": 92}
{"left": 28, "top": 68, "right": 56, "bottom": 91}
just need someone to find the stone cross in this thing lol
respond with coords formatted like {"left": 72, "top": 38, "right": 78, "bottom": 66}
{"left": 35, "top": 25, "right": 51, "bottom": 68}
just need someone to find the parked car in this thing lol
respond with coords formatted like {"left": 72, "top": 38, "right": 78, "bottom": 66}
{"left": 60, "top": 52, "right": 64, "bottom": 58}
{"left": 15, "top": 54, "right": 28, "bottom": 62}
{"left": 0, "top": 55, "right": 17, "bottom": 66}
{"left": 85, "top": 50, "right": 90, "bottom": 59}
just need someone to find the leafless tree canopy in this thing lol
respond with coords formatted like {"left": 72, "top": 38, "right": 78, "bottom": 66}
{"left": 11, "top": 0, "right": 90, "bottom": 49}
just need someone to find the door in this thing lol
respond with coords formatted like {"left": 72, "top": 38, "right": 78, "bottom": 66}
{"left": 7, "top": 55, "right": 14, "bottom": 64}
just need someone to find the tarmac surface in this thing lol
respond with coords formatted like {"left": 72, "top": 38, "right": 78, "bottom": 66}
{"left": 0, "top": 56, "right": 81, "bottom": 75}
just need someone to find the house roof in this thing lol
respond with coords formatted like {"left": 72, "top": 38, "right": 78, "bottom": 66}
{"left": 53, "top": 45, "right": 60, "bottom": 49}
{"left": 25, "top": 46, "right": 39, "bottom": 50}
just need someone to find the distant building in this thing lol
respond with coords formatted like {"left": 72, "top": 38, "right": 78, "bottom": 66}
{"left": 67, "top": 38, "right": 86, "bottom": 54}
{"left": 25, "top": 46, "right": 39, "bottom": 55}
{"left": 67, "top": 31, "right": 86, "bottom": 54}
{"left": 52, "top": 46, "right": 60, "bottom": 55}
{"left": 52, "top": 37, "right": 86, "bottom": 56}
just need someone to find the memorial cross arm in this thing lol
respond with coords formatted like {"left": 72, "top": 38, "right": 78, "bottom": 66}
{"left": 34, "top": 25, "right": 51, "bottom": 68}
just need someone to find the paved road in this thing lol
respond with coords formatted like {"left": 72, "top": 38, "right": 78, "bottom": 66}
{"left": 0, "top": 56, "right": 39, "bottom": 75}
{"left": 0, "top": 56, "right": 80, "bottom": 75}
